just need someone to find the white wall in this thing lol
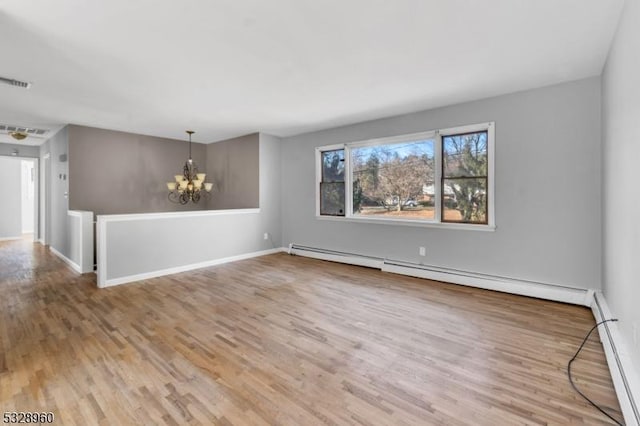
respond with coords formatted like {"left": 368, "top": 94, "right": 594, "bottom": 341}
{"left": 20, "top": 160, "right": 35, "bottom": 233}
{"left": 40, "top": 127, "right": 70, "bottom": 256}
{"left": 602, "top": 0, "right": 640, "bottom": 376}
{"left": 0, "top": 157, "right": 22, "bottom": 239}
{"left": 281, "top": 77, "right": 602, "bottom": 290}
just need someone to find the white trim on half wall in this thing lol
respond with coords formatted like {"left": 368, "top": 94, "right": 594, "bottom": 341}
{"left": 101, "top": 247, "right": 284, "bottom": 288}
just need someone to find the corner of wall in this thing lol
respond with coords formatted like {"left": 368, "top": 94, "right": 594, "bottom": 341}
{"left": 47, "top": 125, "right": 70, "bottom": 257}
{"left": 599, "top": 0, "right": 640, "bottom": 422}
{"left": 258, "top": 132, "right": 283, "bottom": 247}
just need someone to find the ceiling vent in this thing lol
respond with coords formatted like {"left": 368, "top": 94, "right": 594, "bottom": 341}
{"left": 0, "top": 124, "right": 48, "bottom": 137}
{"left": 0, "top": 76, "right": 32, "bottom": 89}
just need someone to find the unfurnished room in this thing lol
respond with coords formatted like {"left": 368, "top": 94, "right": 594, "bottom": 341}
{"left": 0, "top": 1, "right": 639, "bottom": 425}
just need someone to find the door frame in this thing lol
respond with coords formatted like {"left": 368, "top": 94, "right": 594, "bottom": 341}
{"left": 0, "top": 154, "right": 40, "bottom": 242}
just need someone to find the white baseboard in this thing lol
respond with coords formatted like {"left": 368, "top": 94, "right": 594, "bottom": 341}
{"left": 288, "top": 244, "right": 592, "bottom": 307}
{"left": 0, "top": 236, "right": 22, "bottom": 242}
{"left": 591, "top": 292, "right": 640, "bottom": 426}
{"left": 49, "top": 246, "right": 82, "bottom": 274}
{"left": 101, "top": 247, "right": 286, "bottom": 288}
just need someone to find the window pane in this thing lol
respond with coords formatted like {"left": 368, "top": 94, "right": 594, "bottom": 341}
{"left": 442, "top": 178, "right": 487, "bottom": 224}
{"left": 322, "top": 149, "right": 345, "bottom": 182}
{"left": 443, "top": 131, "right": 488, "bottom": 178}
{"left": 352, "top": 138, "right": 435, "bottom": 220}
{"left": 320, "top": 182, "right": 345, "bottom": 216}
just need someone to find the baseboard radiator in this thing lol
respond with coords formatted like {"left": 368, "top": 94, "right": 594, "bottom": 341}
{"left": 592, "top": 293, "right": 640, "bottom": 425}
{"left": 287, "top": 244, "right": 592, "bottom": 307}
{"left": 287, "top": 244, "right": 384, "bottom": 269}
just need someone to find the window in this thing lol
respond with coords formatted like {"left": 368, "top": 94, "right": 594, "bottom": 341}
{"left": 352, "top": 137, "right": 435, "bottom": 220}
{"left": 319, "top": 149, "right": 345, "bottom": 216}
{"left": 316, "top": 123, "right": 494, "bottom": 228}
{"left": 442, "top": 130, "right": 488, "bottom": 224}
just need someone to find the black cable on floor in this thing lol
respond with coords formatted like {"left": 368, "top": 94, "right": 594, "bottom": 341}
{"left": 568, "top": 318, "right": 624, "bottom": 426}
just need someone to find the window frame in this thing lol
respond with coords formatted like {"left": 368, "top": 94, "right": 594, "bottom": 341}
{"left": 318, "top": 148, "right": 347, "bottom": 216}
{"left": 315, "top": 143, "right": 346, "bottom": 219}
{"left": 315, "top": 122, "right": 495, "bottom": 231}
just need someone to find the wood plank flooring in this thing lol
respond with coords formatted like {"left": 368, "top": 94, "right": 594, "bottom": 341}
{"left": 0, "top": 238, "right": 623, "bottom": 425}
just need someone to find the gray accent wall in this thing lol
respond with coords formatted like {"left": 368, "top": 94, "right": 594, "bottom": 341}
{"left": 602, "top": 0, "right": 640, "bottom": 373}
{"left": 39, "top": 139, "right": 50, "bottom": 244}
{"left": 206, "top": 133, "right": 259, "bottom": 210}
{"left": 68, "top": 125, "right": 208, "bottom": 215}
{"left": 281, "top": 77, "right": 602, "bottom": 290}
{"left": 258, "top": 133, "right": 282, "bottom": 247}
{"left": 0, "top": 157, "right": 22, "bottom": 239}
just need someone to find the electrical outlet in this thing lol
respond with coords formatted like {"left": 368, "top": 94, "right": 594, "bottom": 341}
{"left": 263, "top": 232, "right": 270, "bottom": 240}
{"left": 419, "top": 247, "right": 426, "bottom": 256}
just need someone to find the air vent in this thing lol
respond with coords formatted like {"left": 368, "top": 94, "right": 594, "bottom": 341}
{"left": 0, "top": 124, "right": 49, "bottom": 137}
{"left": 0, "top": 76, "right": 32, "bottom": 89}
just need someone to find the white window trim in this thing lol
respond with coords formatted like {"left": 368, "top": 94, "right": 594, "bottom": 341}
{"left": 316, "top": 122, "right": 495, "bottom": 230}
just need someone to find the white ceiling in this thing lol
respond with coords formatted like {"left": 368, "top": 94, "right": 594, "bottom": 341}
{"left": 0, "top": 0, "right": 624, "bottom": 144}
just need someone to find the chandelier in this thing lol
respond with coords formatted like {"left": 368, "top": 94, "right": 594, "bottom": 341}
{"left": 167, "top": 130, "right": 213, "bottom": 204}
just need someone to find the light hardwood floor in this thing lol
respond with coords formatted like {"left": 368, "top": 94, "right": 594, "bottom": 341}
{"left": 0, "top": 239, "right": 622, "bottom": 425}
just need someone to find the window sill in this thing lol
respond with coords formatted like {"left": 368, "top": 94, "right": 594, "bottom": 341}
{"left": 315, "top": 214, "right": 496, "bottom": 231}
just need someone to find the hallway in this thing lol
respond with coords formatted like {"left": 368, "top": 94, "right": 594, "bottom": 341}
{"left": 0, "top": 236, "right": 64, "bottom": 282}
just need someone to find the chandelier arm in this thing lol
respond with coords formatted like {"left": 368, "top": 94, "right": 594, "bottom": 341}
{"left": 183, "top": 162, "right": 190, "bottom": 180}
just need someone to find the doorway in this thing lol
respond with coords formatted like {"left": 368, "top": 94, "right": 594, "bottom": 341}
{"left": 0, "top": 156, "right": 38, "bottom": 242}
{"left": 21, "top": 160, "right": 36, "bottom": 238}
{"left": 41, "top": 153, "right": 50, "bottom": 245}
